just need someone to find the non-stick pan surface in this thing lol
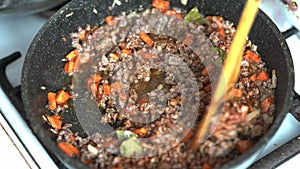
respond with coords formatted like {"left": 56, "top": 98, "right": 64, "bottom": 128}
{"left": 21, "top": 0, "right": 294, "bottom": 168}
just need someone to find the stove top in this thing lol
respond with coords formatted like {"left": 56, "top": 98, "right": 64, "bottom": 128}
{"left": 0, "top": 1, "right": 300, "bottom": 168}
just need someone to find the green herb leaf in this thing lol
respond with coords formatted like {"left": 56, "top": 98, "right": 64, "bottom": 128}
{"left": 214, "top": 47, "right": 227, "bottom": 62}
{"left": 120, "top": 137, "right": 143, "bottom": 157}
{"left": 184, "top": 7, "right": 207, "bottom": 25}
{"left": 116, "top": 130, "right": 137, "bottom": 141}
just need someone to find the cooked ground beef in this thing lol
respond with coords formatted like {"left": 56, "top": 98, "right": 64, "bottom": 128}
{"left": 47, "top": 7, "right": 276, "bottom": 169}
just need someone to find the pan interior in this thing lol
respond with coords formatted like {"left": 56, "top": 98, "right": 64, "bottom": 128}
{"left": 21, "top": 0, "right": 294, "bottom": 168}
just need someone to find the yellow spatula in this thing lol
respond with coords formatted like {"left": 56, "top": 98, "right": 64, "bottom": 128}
{"left": 191, "top": 0, "right": 261, "bottom": 150}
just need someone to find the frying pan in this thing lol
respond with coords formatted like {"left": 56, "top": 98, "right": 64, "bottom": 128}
{"left": 21, "top": 0, "right": 296, "bottom": 168}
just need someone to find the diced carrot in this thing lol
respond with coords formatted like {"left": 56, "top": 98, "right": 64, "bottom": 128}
{"left": 64, "top": 61, "right": 75, "bottom": 74}
{"left": 139, "top": 32, "right": 154, "bottom": 47}
{"left": 256, "top": 70, "right": 269, "bottom": 81}
{"left": 69, "top": 135, "right": 76, "bottom": 141}
{"left": 135, "top": 128, "right": 147, "bottom": 135}
{"left": 219, "top": 27, "right": 225, "bottom": 38}
{"left": 111, "top": 81, "right": 122, "bottom": 92}
{"left": 245, "top": 50, "right": 260, "bottom": 63}
{"left": 121, "top": 49, "right": 132, "bottom": 55}
{"left": 237, "top": 140, "right": 253, "bottom": 153}
{"left": 175, "top": 13, "right": 183, "bottom": 19}
{"left": 164, "top": 9, "right": 182, "bottom": 19}
{"left": 48, "top": 92, "right": 57, "bottom": 110}
{"left": 261, "top": 97, "right": 274, "bottom": 113}
{"left": 46, "top": 115, "right": 62, "bottom": 130}
{"left": 232, "top": 88, "right": 243, "bottom": 98}
{"left": 164, "top": 9, "right": 176, "bottom": 16}
{"left": 243, "top": 54, "right": 250, "bottom": 62}
{"left": 152, "top": 0, "right": 170, "bottom": 12}
{"left": 120, "top": 42, "right": 127, "bottom": 49}
{"left": 65, "top": 50, "right": 79, "bottom": 61}
{"left": 103, "top": 84, "right": 111, "bottom": 95}
{"left": 249, "top": 73, "right": 257, "bottom": 81}
{"left": 216, "top": 16, "right": 224, "bottom": 22}
{"left": 78, "top": 30, "right": 86, "bottom": 41}
{"left": 56, "top": 90, "right": 70, "bottom": 105}
{"left": 202, "top": 163, "right": 213, "bottom": 169}
{"left": 105, "top": 15, "right": 114, "bottom": 25}
{"left": 109, "top": 52, "right": 120, "bottom": 61}
{"left": 92, "top": 74, "right": 102, "bottom": 83}
{"left": 57, "top": 142, "right": 80, "bottom": 157}
{"left": 204, "top": 84, "right": 211, "bottom": 92}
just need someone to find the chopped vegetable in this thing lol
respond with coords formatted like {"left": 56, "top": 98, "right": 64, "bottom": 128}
{"left": 121, "top": 49, "right": 132, "bottom": 55}
{"left": 65, "top": 50, "right": 78, "bottom": 61}
{"left": 134, "top": 128, "right": 147, "bottom": 135}
{"left": 261, "top": 97, "right": 274, "bottom": 113}
{"left": 256, "top": 70, "right": 269, "bottom": 81}
{"left": 246, "top": 109, "right": 260, "bottom": 122}
{"left": 103, "top": 84, "right": 111, "bottom": 95}
{"left": 105, "top": 15, "right": 115, "bottom": 25}
{"left": 69, "top": 135, "right": 76, "bottom": 141}
{"left": 237, "top": 140, "right": 253, "bottom": 153}
{"left": 184, "top": 7, "right": 207, "bottom": 25}
{"left": 249, "top": 73, "right": 257, "bottom": 81}
{"left": 204, "top": 84, "right": 211, "bottom": 92}
{"left": 180, "top": 0, "right": 188, "bottom": 6}
{"left": 164, "top": 10, "right": 183, "bottom": 19}
{"left": 47, "top": 92, "right": 57, "bottom": 110}
{"left": 232, "top": 88, "right": 243, "bottom": 98}
{"left": 214, "top": 47, "right": 227, "bottom": 62}
{"left": 57, "top": 142, "right": 80, "bottom": 157}
{"left": 219, "top": 27, "right": 225, "bottom": 38}
{"left": 152, "top": 0, "right": 170, "bottom": 12}
{"left": 56, "top": 90, "right": 70, "bottom": 105}
{"left": 116, "top": 130, "right": 137, "bottom": 140}
{"left": 78, "top": 30, "right": 86, "bottom": 41}
{"left": 245, "top": 50, "right": 260, "bottom": 63}
{"left": 139, "top": 32, "right": 154, "bottom": 47}
{"left": 64, "top": 61, "right": 75, "bottom": 74}
{"left": 91, "top": 74, "right": 102, "bottom": 83}
{"left": 109, "top": 52, "right": 120, "bottom": 61}
{"left": 120, "top": 137, "right": 142, "bottom": 157}
{"left": 46, "top": 115, "right": 62, "bottom": 130}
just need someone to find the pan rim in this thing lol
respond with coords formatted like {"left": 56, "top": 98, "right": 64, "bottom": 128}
{"left": 21, "top": 0, "right": 295, "bottom": 168}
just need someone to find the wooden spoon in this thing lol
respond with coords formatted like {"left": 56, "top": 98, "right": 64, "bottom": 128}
{"left": 190, "top": 0, "right": 261, "bottom": 150}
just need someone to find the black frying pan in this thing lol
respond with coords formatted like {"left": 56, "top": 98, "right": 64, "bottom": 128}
{"left": 21, "top": 0, "right": 295, "bottom": 168}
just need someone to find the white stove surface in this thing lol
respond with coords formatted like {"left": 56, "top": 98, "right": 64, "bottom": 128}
{"left": 0, "top": 1, "right": 300, "bottom": 169}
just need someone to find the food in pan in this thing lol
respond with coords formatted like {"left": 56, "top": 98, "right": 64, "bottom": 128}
{"left": 43, "top": 1, "right": 277, "bottom": 168}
